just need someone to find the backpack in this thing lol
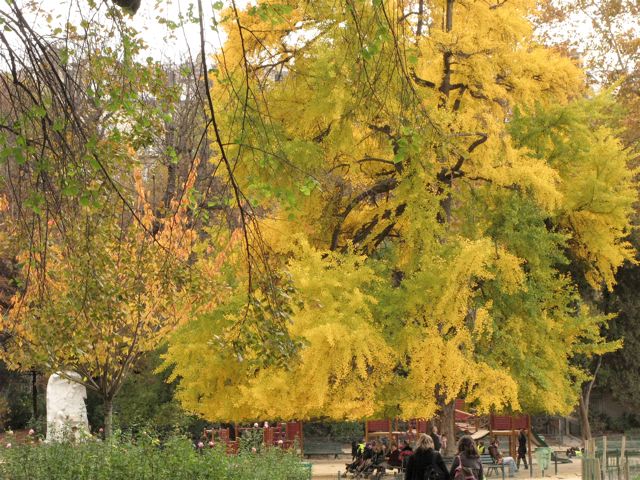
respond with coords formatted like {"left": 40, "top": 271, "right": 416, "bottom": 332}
{"left": 424, "top": 464, "right": 443, "bottom": 480}
{"left": 423, "top": 453, "right": 444, "bottom": 480}
{"left": 454, "top": 455, "right": 478, "bottom": 480}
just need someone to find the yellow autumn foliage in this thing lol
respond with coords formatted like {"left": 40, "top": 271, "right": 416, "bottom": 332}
{"left": 161, "top": 0, "right": 635, "bottom": 425}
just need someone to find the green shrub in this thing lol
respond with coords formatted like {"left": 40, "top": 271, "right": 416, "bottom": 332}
{"left": 84, "top": 349, "right": 208, "bottom": 440}
{"left": 0, "top": 436, "right": 310, "bottom": 479}
{"left": 303, "top": 421, "right": 363, "bottom": 442}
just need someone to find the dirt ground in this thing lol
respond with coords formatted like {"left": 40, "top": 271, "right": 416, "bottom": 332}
{"left": 309, "top": 455, "right": 582, "bottom": 479}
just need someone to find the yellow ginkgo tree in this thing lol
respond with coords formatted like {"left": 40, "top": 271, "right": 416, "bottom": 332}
{"left": 162, "top": 0, "right": 635, "bottom": 451}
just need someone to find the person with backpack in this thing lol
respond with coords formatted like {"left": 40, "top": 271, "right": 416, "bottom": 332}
{"left": 404, "top": 433, "right": 447, "bottom": 480}
{"left": 450, "top": 435, "right": 484, "bottom": 480}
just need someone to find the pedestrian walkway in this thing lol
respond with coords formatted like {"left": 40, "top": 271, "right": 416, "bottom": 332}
{"left": 309, "top": 457, "right": 583, "bottom": 479}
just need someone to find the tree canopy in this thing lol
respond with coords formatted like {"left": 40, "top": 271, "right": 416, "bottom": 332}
{"left": 0, "top": 0, "right": 635, "bottom": 443}
{"left": 162, "top": 0, "right": 635, "bottom": 428}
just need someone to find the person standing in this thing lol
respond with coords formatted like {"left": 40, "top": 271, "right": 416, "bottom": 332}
{"left": 430, "top": 426, "right": 442, "bottom": 452}
{"left": 405, "top": 434, "right": 447, "bottom": 480}
{"left": 517, "top": 430, "right": 528, "bottom": 469}
{"left": 441, "top": 433, "right": 448, "bottom": 453}
{"left": 450, "top": 436, "right": 484, "bottom": 480}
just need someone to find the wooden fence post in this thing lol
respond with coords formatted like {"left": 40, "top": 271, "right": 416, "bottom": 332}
{"left": 603, "top": 436, "right": 608, "bottom": 480}
{"left": 621, "top": 435, "right": 627, "bottom": 480}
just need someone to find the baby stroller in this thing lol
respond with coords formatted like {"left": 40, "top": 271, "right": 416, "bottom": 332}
{"left": 350, "top": 453, "right": 386, "bottom": 478}
{"left": 358, "top": 461, "right": 386, "bottom": 479}
{"left": 346, "top": 443, "right": 367, "bottom": 476}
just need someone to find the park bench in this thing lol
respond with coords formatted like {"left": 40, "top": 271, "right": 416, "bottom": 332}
{"left": 303, "top": 441, "right": 344, "bottom": 458}
{"left": 480, "top": 454, "right": 505, "bottom": 479}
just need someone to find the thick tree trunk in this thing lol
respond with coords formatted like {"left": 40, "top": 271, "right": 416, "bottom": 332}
{"left": 441, "top": 400, "right": 457, "bottom": 456}
{"left": 104, "top": 397, "right": 114, "bottom": 439}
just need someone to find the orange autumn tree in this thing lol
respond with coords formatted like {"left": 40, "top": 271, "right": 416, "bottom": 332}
{"left": 0, "top": 1, "right": 217, "bottom": 438}
{"left": 1, "top": 170, "right": 197, "bottom": 437}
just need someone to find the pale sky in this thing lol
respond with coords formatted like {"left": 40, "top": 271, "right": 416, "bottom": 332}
{"left": 15, "top": 0, "right": 253, "bottom": 64}
{"left": 11, "top": 1, "right": 637, "bottom": 80}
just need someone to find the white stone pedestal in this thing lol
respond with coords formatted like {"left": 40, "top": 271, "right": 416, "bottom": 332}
{"left": 46, "top": 372, "right": 89, "bottom": 442}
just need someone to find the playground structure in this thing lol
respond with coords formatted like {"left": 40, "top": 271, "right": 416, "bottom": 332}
{"left": 202, "top": 421, "right": 303, "bottom": 454}
{"left": 364, "top": 418, "right": 429, "bottom": 443}
{"left": 363, "top": 403, "right": 537, "bottom": 469}
{"left": 488, "top": 414, "right": 534, "bottom": 469}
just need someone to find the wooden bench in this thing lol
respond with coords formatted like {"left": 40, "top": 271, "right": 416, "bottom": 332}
{"left": 480, "top": 454, "right": 505, "bottom": 478}
{"left": 303, "top": 441, "right": 344, "bottom": 458}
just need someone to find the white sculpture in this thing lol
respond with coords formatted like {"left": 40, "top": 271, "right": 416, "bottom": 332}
{"left": 46, "top": 371, "right": 89, "bottom": 442}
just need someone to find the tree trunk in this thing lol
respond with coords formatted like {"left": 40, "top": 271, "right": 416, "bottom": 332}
{"left": 416, "top": 0, "right": 425, "bottom": 37}
{"left": 31, "top": 370, "right": 38, "bottom": 419}
{"left": 440, "top": 0, "right": 454, "bottom": 98}
{"left": 104, "top": 397, "right": 114, "bottom": 439}
{"left": 578, "top": 394, "right": 592, "bottom": 441}
{"left": 445, "top": 0, "right": 454, "bottom": 32}
{"left": 578, "top": 356, "right": 602, "bottom": 440}
{"left": 441, "top": 399, "right": 457, "bottom": 456}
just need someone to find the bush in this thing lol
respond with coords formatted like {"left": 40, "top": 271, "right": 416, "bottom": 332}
{"left": 303, "top": 421, "right": 363, "bottom": 442}
{"left": 0, "top": 436, "right": 310, "bottom": 479}
{"left": 606, "top": 413, "right": 640, "bottom": 433}
{"left": 85, "top": 349, "right": 207, "bottom": 440}
{"left": 0, "top": 396, "right": 9, "bottom": 431}
{"left": 238, "top": 428, "right": 266, "bottom": 453}
{"left": 0, "top": 363, "right": 39, "bottom": 431}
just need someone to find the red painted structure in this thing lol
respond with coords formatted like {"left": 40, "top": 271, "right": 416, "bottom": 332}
{"left": 363, "top": 407, "right": 535, "bottom": 464}
{"left": 204, "top": 421, "right": 303, "bottom": 454}
{"left": 489, "top": 414, "right": 532, "bottom": 468}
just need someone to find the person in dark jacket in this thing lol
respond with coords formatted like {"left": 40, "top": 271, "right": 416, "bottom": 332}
{"left": 387, "top": 443, "right": 403, "bottom": 468}
{"left": 517, "top": 429, "right": 528, "bottom": 469}
{"left": 400, "top": 439, "right": 414, "bottom": 468}
{"left": 371, "top": 443, "right": 387, "bottom": 476}
{"left": 450, "top": 435, "right": 484, "bottom": 480}
{"left": 405, "top": 433, "right": 447, "bottom": 480}
{"left": 430, "top": 426, "right": 442, "bottom": 452}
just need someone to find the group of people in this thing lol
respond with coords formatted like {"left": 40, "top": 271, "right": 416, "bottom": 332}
{"left": 347, "top": 438, "right": 413, "bottom": 476}
{"left": 347, "top": 427, "right": 450, "bottom": 477}
{"left": 349, "top": 428, "right": 530, "bottom": 480}
{"left": 405, "top": 433, "right": 526, "bottom": 480}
